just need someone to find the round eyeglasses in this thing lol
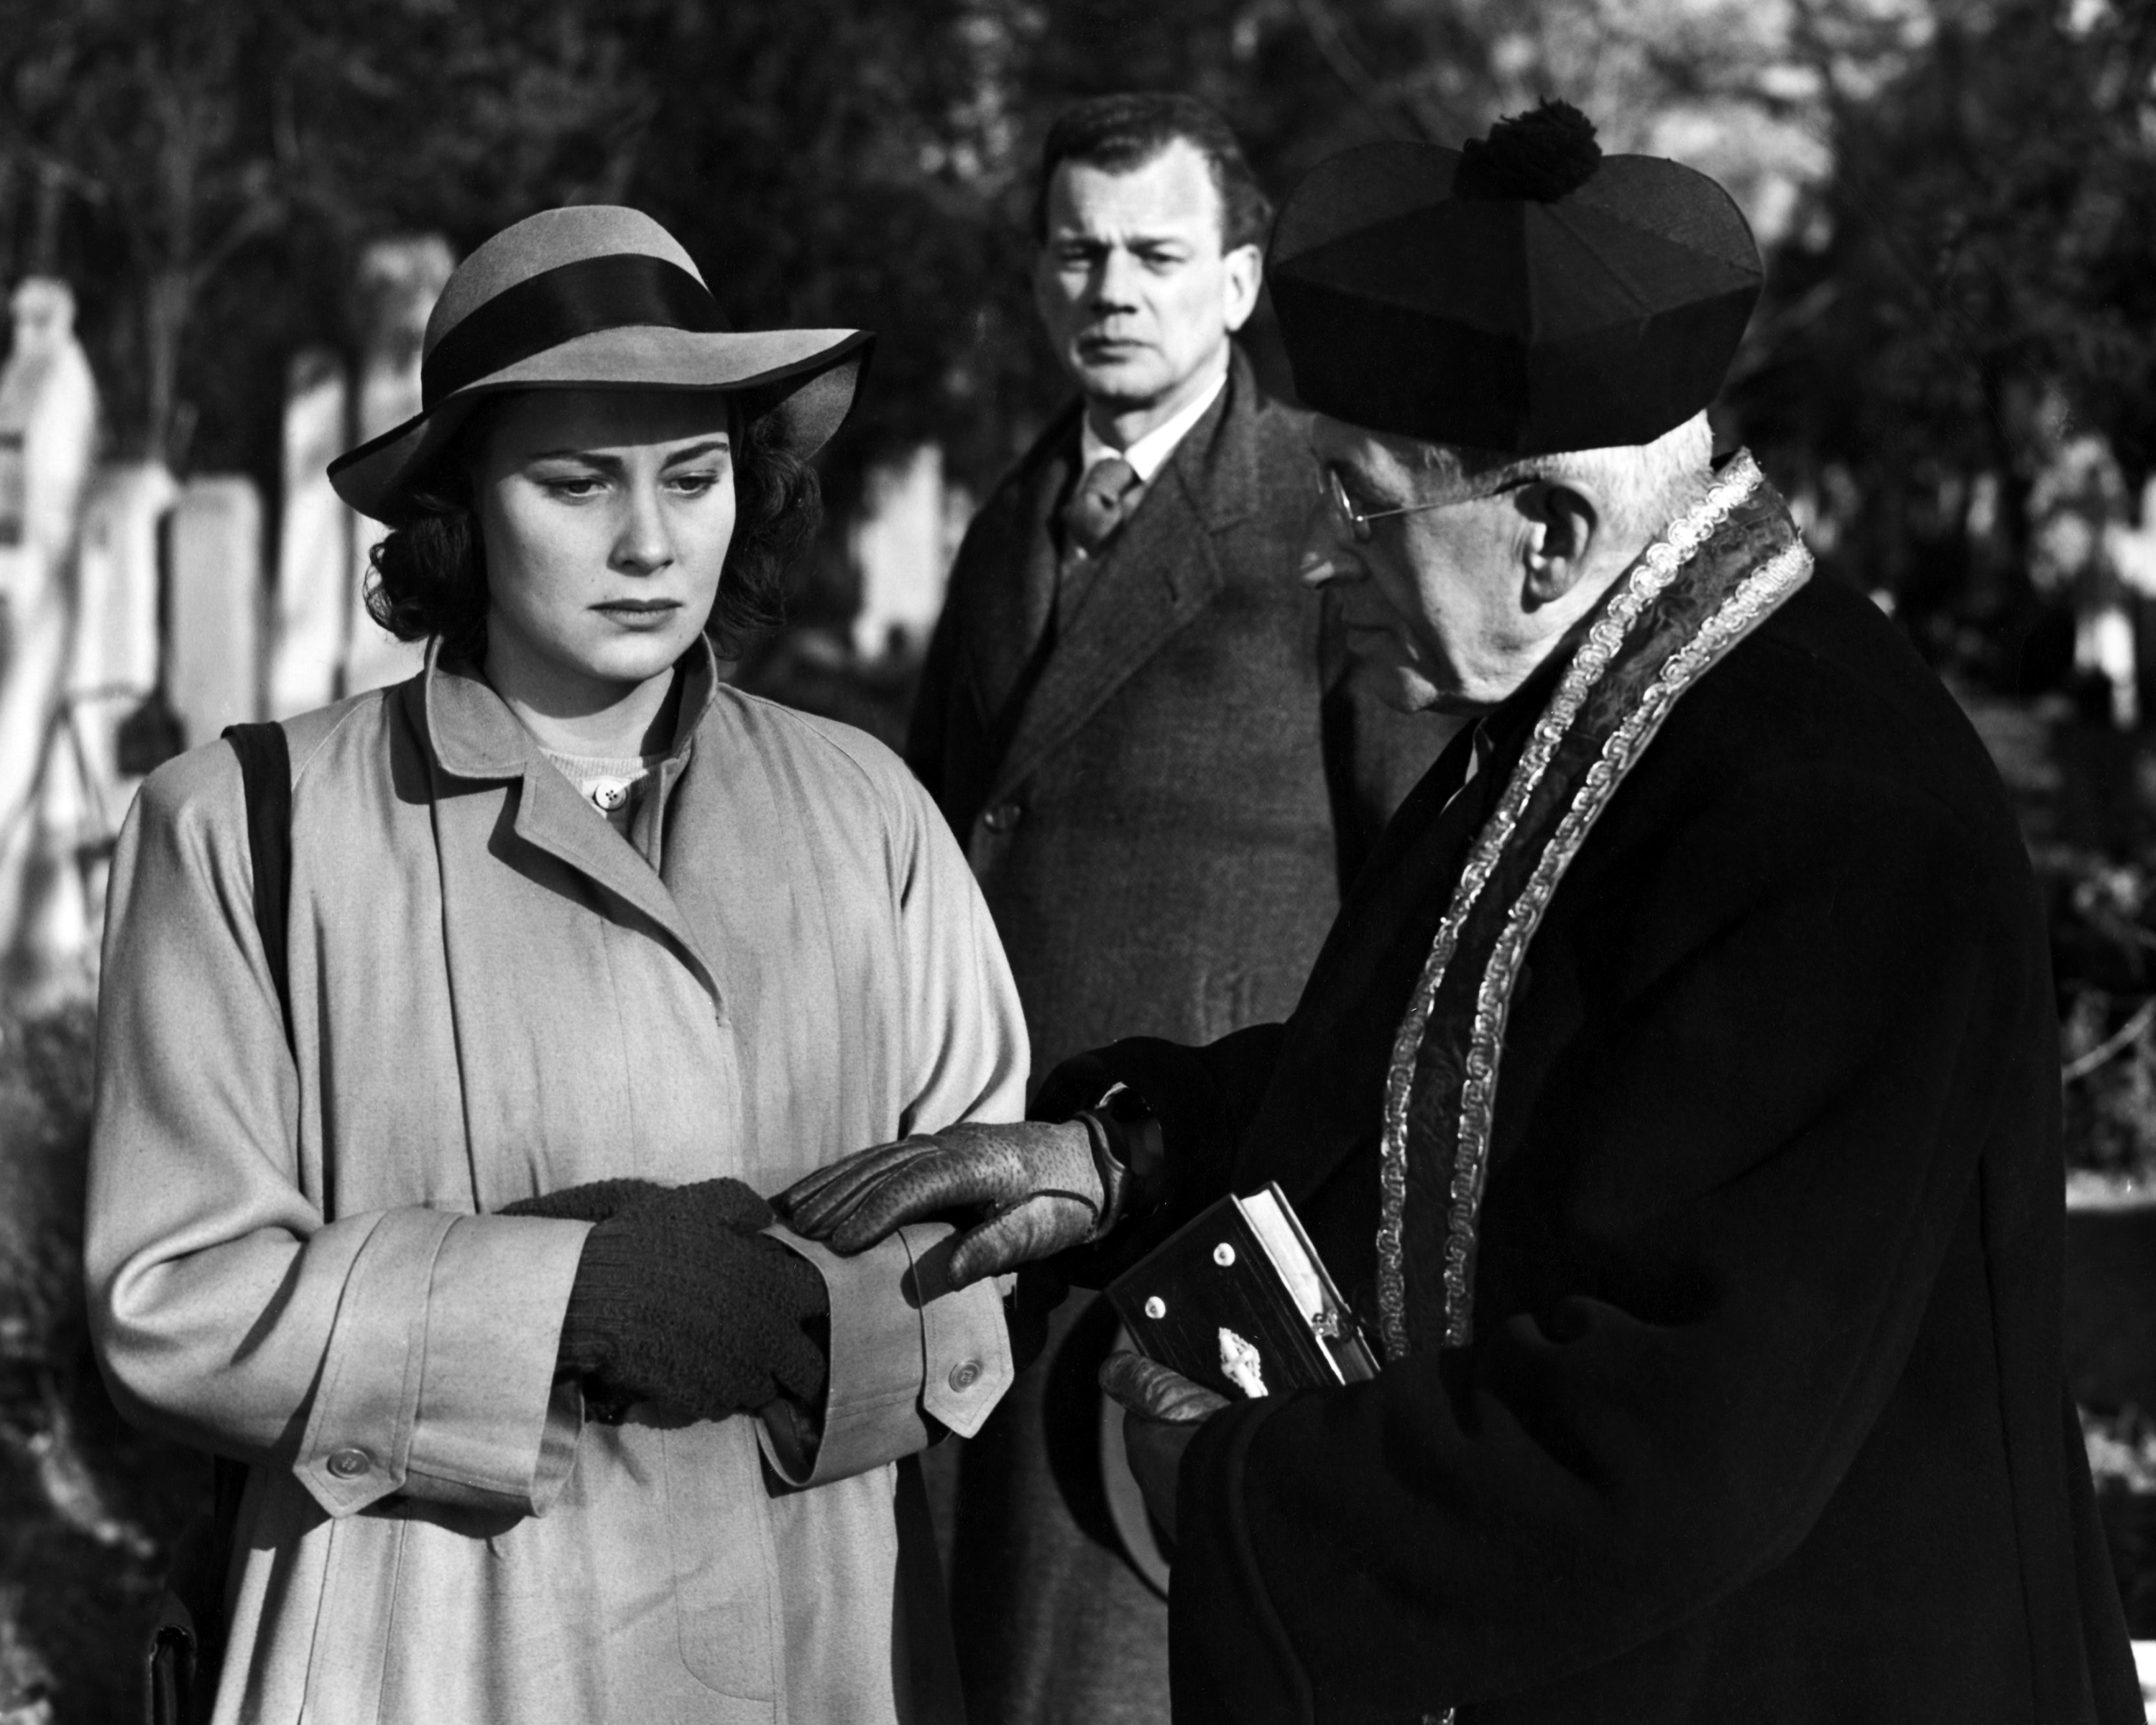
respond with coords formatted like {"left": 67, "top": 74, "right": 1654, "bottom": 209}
{"left": 1321, "top": 465, "right": 1530, "bottom": 543}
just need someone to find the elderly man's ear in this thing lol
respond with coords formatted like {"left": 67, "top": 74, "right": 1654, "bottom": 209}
{"left": 1519, "top": 479, "right": 1603, "bottom": 604}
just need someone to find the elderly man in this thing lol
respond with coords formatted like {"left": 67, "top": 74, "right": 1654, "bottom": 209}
{"left": 791, "top": 104, "right": 2141, "bottom": 1724}
{"left": 906, "top": 91, "right": 1437, "bottom": 1723}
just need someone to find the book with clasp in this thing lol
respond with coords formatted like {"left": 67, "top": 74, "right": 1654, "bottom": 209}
{"left": 1105, "top": 1182, "right": 1379, "bottom": 1402}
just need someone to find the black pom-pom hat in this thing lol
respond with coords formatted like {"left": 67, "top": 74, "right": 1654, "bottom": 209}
{"left": 329, "top": 206, "right": 874, "bottom": 525}
{"left": 1267, "top": 101, "right": 1762, "bottom": 455}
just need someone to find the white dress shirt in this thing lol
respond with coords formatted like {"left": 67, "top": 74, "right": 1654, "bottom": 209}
{"left": 1079, "top": 364, "right": 1230, "bottom": 483}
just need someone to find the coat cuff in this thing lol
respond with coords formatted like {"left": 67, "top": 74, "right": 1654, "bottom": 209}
{"left": 757, "top": 1220, "right": 1013, "bottom": 1489}
{"left": 293, "top": 1210, "right": 589, "bottom": 1518}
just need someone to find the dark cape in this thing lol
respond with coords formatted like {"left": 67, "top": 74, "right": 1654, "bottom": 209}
{"left": 1046, "top": 459, "right": 2142, "bottom": 1724}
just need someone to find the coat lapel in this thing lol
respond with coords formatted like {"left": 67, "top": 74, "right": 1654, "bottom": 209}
{"left": 990, "top": 355, "right": 1262, "bottom": 798}
{"left": 507, "top": 767, "right": 720, "bottom": 998}
{"left": 963, "top": 413, "right": 1078, "bottom": 730}
{"left": 421, "top": 645, "right": 721, "bottom": 1000}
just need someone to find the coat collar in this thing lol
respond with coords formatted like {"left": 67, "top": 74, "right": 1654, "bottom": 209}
{"left": 975, "top": 415, "right": 1080, "bottom": 731}
{"left": 987, "top": 346, "right": 1265, "bottom": 796}
{"left": 417, "top": 636, "right": 724, "bottom": 998}
{"left": 420, "top": 633, "right": 720, "bottom": 781}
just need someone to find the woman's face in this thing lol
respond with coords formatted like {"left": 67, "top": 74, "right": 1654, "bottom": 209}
{"left": 469, "top": 388, "right": 738, "bottom": 705}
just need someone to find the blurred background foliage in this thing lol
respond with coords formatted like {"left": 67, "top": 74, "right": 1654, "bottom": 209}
{"left": 4, "top": 0, "right": 2156, "bottom": 1712}
{"left": 5, "top": 0, "right": 2153, "bottom": 712}
{"left": 1, "top": 0, "right": 2145, "bottom": 628}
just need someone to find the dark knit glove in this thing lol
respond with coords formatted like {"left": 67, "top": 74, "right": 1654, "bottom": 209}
{"left": 558, "top": 1178, "right": 829, "bottom": 1425}
{"left": 500, "top": 1178, "right": 663, "bottom": 1223}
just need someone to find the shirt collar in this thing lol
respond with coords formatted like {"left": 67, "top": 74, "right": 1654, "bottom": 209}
{"left": 1078, "top": 365, "right": 1229, "bottom": 484}
{"left": 422, "top": 632, "right": 721, "bottom": 781}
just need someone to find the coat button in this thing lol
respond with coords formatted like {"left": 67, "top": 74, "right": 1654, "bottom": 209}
{"left": 980, "top": 801, "right": 1021, "bottom": 833}
{"left": 326, "top": 1447, "right": 372, "bottom": 1479}
{"left": 947, "top": 1358, "right": 982, "bottom": 1392}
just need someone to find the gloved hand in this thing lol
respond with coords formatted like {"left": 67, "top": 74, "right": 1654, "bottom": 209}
{"left": 556, "top": 1177, "right": 829, "bottom": 1424}
{"left": 500, "top": 1177, "right": 663, "bottom": 1223}
{"left": 778, "top": 1119, "right": 1104, "bottom": 1287}
{"left": 1100, "top": 1352, "right": 1230, "bottom": 1540}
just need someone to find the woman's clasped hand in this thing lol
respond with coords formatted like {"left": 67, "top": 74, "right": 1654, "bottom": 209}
{"left": 504, "top": 1177, "right": 829, "bottom": 1425}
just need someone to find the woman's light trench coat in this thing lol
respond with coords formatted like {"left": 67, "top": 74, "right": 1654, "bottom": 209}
{"left": 86, "top": 643, "right": 1026, "bottom": 1725}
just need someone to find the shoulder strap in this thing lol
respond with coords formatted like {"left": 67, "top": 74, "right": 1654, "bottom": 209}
{"left": 167, "top": 723, "right": 295, "bottom": 1683}
{"left": 221, "top": 721, "right": 294, "bottom": 1048}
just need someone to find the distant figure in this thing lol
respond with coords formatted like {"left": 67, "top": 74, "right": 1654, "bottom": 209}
{"left": 0, "top": 278, "right": 99, "bottom": 1004}
{"left": 0, "top": 279, "right": 98, "bottom": 560}
{"left": 905, "top": 93, "right": 1442, "bottom": 1724}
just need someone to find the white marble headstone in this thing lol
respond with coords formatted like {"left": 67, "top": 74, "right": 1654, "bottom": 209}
{"left": 167, "top": 477, "right": 263, "bottom": 747}
{"left": 849, "top": 443, "right": 966, "bottom": 662}
{"left": 68, "top": 459, "right": 176, "bottom": 819}
{"left": 272, "top": 349, "right": 354, "bottom": 717}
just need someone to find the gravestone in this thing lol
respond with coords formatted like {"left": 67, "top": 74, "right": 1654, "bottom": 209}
{"left": 70, "top": 464, "right": 170, "bottom": 725}
{"left": 2109, "top": 479, "right": 2156, "bottom": 598}
{"left": 167, "top": 477, "right": 262, "bottom": 748}
{"left": 66, "top": 461, "right": 177, "bottom": 924}
{"left": 344, "top": 236, "right": 453, "bottom": 695}
{"left": 64, "top": 461, "right": 177, "bottom": 980}
{"left": 849, "top": 444, "right": 965, "bottom": 661}
{"left": 2032, "top": 408, "right": 2137, "bottom": 727}
{"left": 271, "top": 349, "right": 354, "bottom": 717}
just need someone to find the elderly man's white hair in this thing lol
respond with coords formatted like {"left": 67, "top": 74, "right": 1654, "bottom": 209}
{"left": 1422, "top": 412, "right": 1716, "bottom": 541}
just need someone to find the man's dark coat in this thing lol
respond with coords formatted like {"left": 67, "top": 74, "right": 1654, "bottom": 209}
{"left": 909, "top": 349, "right": 1433, "bottom": 1074}
{"left": 907, "top": 349, "right": 1440, "bottom": 1722}
{"left": 1053, "top": 561, "right": 2141, "bottom": 1722}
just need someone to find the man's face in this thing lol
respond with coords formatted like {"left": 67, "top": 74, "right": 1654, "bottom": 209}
{"left": 1299, "top": 415, "right": 1534, "bottom": 715}
{"left": 1033, "top": 140, "right": 1259, "bottom": 422}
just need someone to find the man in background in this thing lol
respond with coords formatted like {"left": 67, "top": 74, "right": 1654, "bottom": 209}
{"left": 906, "top": 93, "right": 1440, "bottom": 1724}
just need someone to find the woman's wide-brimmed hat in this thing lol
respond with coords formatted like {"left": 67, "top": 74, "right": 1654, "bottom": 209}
{"left": 328, "top": 205, "right": 873, "bottom": 524}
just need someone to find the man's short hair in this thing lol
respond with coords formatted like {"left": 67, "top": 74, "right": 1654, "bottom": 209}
{"left": 1031, "top": 93, "right": 1272, "bottom": 254}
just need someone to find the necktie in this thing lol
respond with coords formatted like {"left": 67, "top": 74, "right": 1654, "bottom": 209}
{"left": 1057, "top": 454, "right": 1141, "bottom": 623}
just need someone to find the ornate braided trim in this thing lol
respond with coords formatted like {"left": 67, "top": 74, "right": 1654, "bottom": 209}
{"left": 1373, "top": 454, "right": 1764, "bottom": 1363}
{"left": 1436, "top": 539, "right": 1814, "bottom": 1344}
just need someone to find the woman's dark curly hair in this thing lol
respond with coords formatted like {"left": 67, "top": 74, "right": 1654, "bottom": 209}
{"left": 364, "top": 395, "right": 822, "bottom": 665}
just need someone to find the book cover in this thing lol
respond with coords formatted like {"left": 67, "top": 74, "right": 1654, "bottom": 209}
{"left": 1105, "top": 1182, "right": 1378, "bottom": 1402}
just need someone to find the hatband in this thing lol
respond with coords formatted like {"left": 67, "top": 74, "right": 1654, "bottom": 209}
{"left": 421, "top": 254, "right": 729, "bottom": 407}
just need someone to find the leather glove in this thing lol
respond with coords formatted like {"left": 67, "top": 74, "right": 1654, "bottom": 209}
{"left": 1100, "top": 1352, "right": 1230, "bottom": 1540}
{"left": 1099, "top": 1351, "right": 1232, "bottom": 1424}
{"left": 500, "top": 1177, "right": 663, "bottom": 1223}
{"left": 778, "top": 1119, "right": 1104, "bottom": 1287}
{"left": 556, "top": 1177, "right": 829, "bottom": 1424}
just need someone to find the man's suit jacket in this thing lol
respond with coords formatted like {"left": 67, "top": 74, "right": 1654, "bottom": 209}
{"left": 908, "top": 348, "right": 1433, "bottom": 1078}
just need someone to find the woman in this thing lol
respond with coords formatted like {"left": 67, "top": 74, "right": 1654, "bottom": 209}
{"left": 86, "top": 206, "right": 1025, "bottom": 1724}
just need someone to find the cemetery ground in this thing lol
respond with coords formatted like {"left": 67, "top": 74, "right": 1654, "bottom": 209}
{"left": 0, "top": 695, "right": 2151, "bottom": 1719}
{"left": 0, "top": 1001, "right": 195, "bottom": 1725}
